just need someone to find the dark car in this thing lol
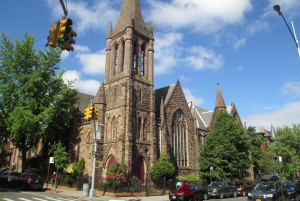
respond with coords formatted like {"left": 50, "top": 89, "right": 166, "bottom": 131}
{"left": 169, "top": 184, "right": 208, "bottom": 201}
{"left": 260, "top": 174, "right": 280, "bottom": 182}
{"left": 10, "top": 172, "right": 44, "bottom": 191}
{"left": 282, "top": 182, "right": 300, "bottom": 201}
{"left": 247, "top": 181, "right": 288, "bottom": 201}
{"left": 207, "top": 181, "right": 237, "bottom": 199}
{"left": 0, "top": 171, "right": 21, "bottom": 187}
{"left": 234, "top": 181, "right": 254, "bottom": 196}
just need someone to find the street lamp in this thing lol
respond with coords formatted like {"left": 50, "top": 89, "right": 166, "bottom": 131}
{"left": 273, "top": 5, "right": 300, "bottom": 57}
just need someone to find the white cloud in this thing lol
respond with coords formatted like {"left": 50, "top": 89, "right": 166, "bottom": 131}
{"left": 237, "top": 66, "right": 243, "bottom": 71}
{"left": 154, "top": 32, "right": 183, "bottom": 75}
{"left": 280, "top": 81, "right": 300, "bottom": 97}
{"left": 183, "top": 88, "right": 204, "bottom": 106}
{"left": 75, "top": 49, "right": 106, "bottom": 75}
{"left": 242, "top": 101, "right": 300, "bottom": 130}
{"left": 148, "top": 0, "right": 252, "bottom": 34}
{"left": 62, "top": 70, "right": 100, "bottom": 95}
{"left": 184, "top": 46, "right": 224, "bottom": 70}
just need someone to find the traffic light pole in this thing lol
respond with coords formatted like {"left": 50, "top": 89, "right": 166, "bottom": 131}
{"left": 59, "top": 0, "right": 68, "bottom": 16}
{"left": 89, "top": 121, "right": 98, "bottom": 197}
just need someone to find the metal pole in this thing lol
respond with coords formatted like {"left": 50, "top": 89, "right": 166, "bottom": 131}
{"left": 89, "top": 121, "right": 98, "bottom": 197}
{"left": 59, "top": 0, "right": 68, "bottom": 16}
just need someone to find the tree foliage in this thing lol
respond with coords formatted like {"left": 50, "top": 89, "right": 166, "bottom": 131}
{"left": 268, "top": 124, "right": 300, "bottom": 180}
{"left": 198, "top": 111, "right": 251, "bottom": 181}
{"left": 247, "top": 126, "right": 265, "bottom": 176}
{"left": 0, "top": 31, "right": 78, "bottom": 171}
{"left": 148, "top": 153, "right": 175, "bottom": 179}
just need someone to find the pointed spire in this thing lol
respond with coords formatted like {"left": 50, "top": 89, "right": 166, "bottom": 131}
{"left": 113, "top": 0, "right": 149, "bottom": 37}
{"left": 270, "top": 124, "right": 276, "bottom": 139}
{"left": 215, "top": 83, "right": 226, "bottom": 109}
{"left": 107, "top": 23, "right": 113, "bottom": 39}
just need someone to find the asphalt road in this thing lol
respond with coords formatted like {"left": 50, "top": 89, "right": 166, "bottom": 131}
{"left": 0, "top": 186, "right": 249, "bottom": 201}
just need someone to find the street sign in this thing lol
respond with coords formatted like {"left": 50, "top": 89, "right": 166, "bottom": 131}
{"left": 49, "top": 157, "right": 54, "bottom": 163}
{"left": 92, "top": 151, "right": 99, "bottom": 156}
{"left": 96, "top": 129, "right": 101, "bottom": 140}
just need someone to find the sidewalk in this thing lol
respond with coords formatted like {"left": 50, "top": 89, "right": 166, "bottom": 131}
{"left": 45, "top": 187, "right": 170, "bottom": 201}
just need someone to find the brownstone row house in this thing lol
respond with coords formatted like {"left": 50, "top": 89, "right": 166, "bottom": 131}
{"left": 71, "top": 0, "right": 245, "bottom": 182}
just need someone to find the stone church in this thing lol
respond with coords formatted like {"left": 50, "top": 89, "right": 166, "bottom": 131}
{"left": 74, "top": 0, "right": 243, "bottom": 182}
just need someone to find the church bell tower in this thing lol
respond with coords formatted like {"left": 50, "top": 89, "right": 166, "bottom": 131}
{"left": 96, "top": 0, "right": 156, "bottom": 180}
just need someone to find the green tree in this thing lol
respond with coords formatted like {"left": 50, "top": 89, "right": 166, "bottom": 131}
{"left": 0, "top": 31, "right": 78, "bottom": 171}
{"left": 268, "top": 124, "right": 300, "bottom": 180}
{"left": 49, "top": 141, "right": 68, "bottom": 187}
{"left": 148, "top": 153, "right": 175, "bottom": 179}
{"left": 198, "top": 111, "right": 251, "bottom": 181}
{"left": 247, "top": 126, "right": 264, "bottom": 176}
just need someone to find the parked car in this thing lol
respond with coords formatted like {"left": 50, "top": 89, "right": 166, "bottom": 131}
{"left": 169, "top": 184, "right": 208, "bottom": 201}
{"left": 0, "top": 171, "right": 21, "bottom": 187}
{"left": 260, "top": 174, "right": 280, "bottom": 182}
{"left": 282, "top": 181, "right": 300, "bottom": 201}
{"left": 247, "top": 181, "right": 288, "bottom": 201}
{"left": 9, "top": 172, "right": 44, "bottom": 191}
{"left": 207, "top": 181, "right": 237, "bottom": 199}
{"left": 234, "top": 181, "right": 254, "bottom": 196}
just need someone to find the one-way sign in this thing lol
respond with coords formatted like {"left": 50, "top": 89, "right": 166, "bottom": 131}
{"left": 92, "top": 151, "right": 99, "bottom": 156}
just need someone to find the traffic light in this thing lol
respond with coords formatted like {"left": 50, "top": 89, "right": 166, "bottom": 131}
{"left": 93, "top": 108, "right": 99, "bottom": 119}
{"left": 84, "top": 106, "right": 93, "bottom": 121}
{"left": 46, "top": 22, "right": 60, "bottom": 47}
{"left": 57, "top": 18, "right": 77, "bottom": 52}
{"left": 59, "top": 29, "right": 77, "bottom": 52}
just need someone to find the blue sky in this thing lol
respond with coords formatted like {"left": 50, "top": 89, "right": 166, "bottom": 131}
{"left": 1, "top": 0, "right": 300, "bottom": 132}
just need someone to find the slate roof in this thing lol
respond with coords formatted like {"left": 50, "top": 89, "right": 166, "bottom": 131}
{"left": 77, "top": 91, "right": 94, "bottom": 114}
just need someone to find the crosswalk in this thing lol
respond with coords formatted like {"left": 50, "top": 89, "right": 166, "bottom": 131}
{"left": 0, "top": 197, "right": 91, "bottom": 201}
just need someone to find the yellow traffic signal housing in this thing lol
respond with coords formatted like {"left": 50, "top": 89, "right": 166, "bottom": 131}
{"left": 58, "top": 18, "right": 73, "bottom": 43}
{"left": 88, "top": 106, "right": 93, "bottom": 119}
{"left": 94, "top": 108, "right": 99, "bottom": 117}
{"left": 84, "top": 106, "right": 93, "bottom": 121}
{"left": 46, "top": 22, "right": 60, "bottom": 47}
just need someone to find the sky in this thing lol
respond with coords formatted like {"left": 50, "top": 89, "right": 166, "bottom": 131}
{"left": 1, "top": 0, "right": 300, "bottom": 132}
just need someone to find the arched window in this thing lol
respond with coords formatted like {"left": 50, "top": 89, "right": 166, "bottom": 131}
{"left": 114, "top": 44, "right": 118, "bottom": 74}
{"left": 172, "top": 109, "right": 187, "bottom": 167}
{"left": 114, "top": 88, "right": 117, "bottom": 102}
{"left": 143, "top": 118, "right": 148, "bottom": 141}
{"left": 140, "top": 44, "right": 145, "bottom": 76}
{"left": 137, "top": 118, "right": 141, "bottom": 140}
{"left": 132, "top": 41, "right": 137, "bottom": 74}
{"left": 112, "top": 117, "right": 117, "bottom": 139}
{"left": 120, "top": 40, "right": 125, "bottom": 72}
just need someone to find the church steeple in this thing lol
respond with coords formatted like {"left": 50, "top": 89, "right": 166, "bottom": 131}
{"left": 215, "top": 83, "right": 226, "bottom": 110}
{"left": 113, "top": 0, "right": 149, "bottom": 37}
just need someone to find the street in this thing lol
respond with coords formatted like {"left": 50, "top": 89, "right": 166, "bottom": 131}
{"left": 0, "top": 186, "right": 249, "bottom": 201}
{"left": 0, "top": 187, "right": 90, "bottom": 201}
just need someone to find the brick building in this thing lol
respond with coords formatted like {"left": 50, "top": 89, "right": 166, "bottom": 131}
{"left": 74, "top": 0, "right": 244, "bottom": 182}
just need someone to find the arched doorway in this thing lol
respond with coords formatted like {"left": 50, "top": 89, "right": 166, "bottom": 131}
{"left": 132, "top": 155, "right": 146, "bottom": 181}
{"left": 105, "top": 155, "right": 117, "bottom": 179}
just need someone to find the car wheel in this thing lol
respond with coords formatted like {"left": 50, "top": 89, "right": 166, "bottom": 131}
{"left": 242, "top": 191, "right": 246, "bottom": 196}
{"left": 203, "top": 193, "right": 208, "bottom": 200}
{"left": 233, "top": 191, "right": 237, "bottom": 198}
{"left": 219, "top": 191, "right": 224, "bottom": 199}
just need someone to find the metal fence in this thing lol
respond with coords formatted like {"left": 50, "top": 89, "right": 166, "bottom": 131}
{"left": 51, "top": 174, "right": 207, "bottom": 196}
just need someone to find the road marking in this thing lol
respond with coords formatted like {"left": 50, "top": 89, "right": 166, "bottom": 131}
{"left": 19, "top": 199, "right": 32, "bottom": 201}
{"left": 0, "top": 199, "right": 15, "bottom": 201}
{"left": 32, "top": 198, "right": 48, "bottom": 201}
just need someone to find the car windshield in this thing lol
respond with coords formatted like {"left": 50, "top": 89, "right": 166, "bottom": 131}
{"left": 209, "top": 181, "right": 224, "bottom": 187}
{"left": 235, "top": 182, "right": 244, "bottom": 187}
{"left": 255, "top": 183, "right": 275, "bottom": 191}
{"left": 283, "top": 183, "right": 295, "bottom": 190}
